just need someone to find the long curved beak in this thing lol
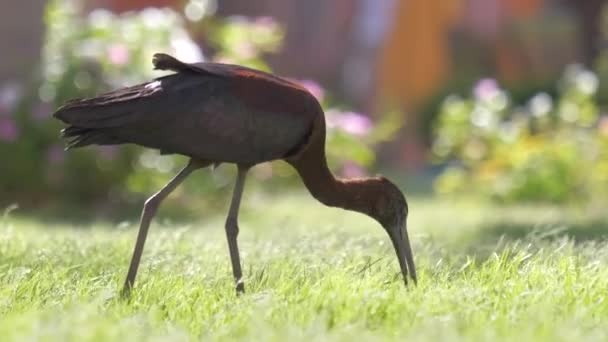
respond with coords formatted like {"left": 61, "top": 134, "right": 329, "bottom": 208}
{"left": 387, "top": 218, "right": 417, "bottom": 286}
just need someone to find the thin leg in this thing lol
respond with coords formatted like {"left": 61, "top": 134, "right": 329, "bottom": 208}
{"left": 225, "top": 165, "right": 250, "bottom": 294}
{"left": 121, "top": 159, "right": 208, "bottom": 296}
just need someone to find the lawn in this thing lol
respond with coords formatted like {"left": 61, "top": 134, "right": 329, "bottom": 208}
{"left": 1, "top": 193, "right": 607, "bottom": 341}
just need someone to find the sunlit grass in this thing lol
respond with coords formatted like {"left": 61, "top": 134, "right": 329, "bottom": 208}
{"left": 1, "top": 193, "right": 607, "bottom": 341}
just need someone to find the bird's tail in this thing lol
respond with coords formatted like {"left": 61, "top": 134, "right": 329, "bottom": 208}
{"left": 152, "top": 53, "right": 198, "bottom": 73}
{"left": 53, "top": 81, "right": 163, "bottom": 149}
{"left": 59, "top": 126, "right": 122, "bottom": 149}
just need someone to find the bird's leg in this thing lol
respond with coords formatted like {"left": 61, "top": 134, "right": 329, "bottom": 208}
{"left": 122, "top": 159, "right": 209, "bottom": 296}
{"left": 225, "top": 165, "right": 250, "bottom": 294}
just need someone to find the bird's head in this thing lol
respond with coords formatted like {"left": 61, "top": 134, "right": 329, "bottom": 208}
{"left": 365, "top": 177, "right": 417, "bottom": 285}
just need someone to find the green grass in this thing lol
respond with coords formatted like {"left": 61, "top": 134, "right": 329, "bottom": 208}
{"left": 1, "top": 193, "right": 608, "bottom": 341}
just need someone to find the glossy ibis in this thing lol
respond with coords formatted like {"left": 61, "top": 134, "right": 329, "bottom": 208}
{"left": 53, "top": 53, "right": 416, "bottom": 295}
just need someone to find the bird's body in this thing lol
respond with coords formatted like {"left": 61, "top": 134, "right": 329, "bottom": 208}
{"left": 58, "top": 56, "right": 317, "bottom": 165}
{"left": 54, "top": 53, "right": 416, "bottom": 295}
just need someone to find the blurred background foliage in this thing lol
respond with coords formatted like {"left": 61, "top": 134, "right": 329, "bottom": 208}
{"left": 0, "top": 0, "right": 399, "bottom": 215}
{"left": 1, "top": 0, "right": 608, "bottom": 215}
{"left": 433, "top": 65, "right": 608, "bottom": 203}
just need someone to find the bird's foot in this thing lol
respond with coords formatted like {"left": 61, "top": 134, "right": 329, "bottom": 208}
{"left": 235, "top": 278, "right": 245, "bottom": 295}
{"left": 120, "top": 282, "right": 134, "bottom": 299}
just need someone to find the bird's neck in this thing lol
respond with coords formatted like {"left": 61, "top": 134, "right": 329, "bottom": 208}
{"left": 293, "top": 158, "right": 375, "bottom": 217}
{"left": 287, "top": 116, "right": 375, "bottom": 217}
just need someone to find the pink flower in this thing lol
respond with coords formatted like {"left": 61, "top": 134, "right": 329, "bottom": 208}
{"left": 327, "top": 110, "right": 373, "bottom": 136}
{"left": 299, "top": 79, "right": 325, "bottom": 102}
{"left": 254, "top": 16, "right": 278, "bottom": 29}
{"left": 253, "top": 16, "right": 280, "bottom": 36}
{"left": 0, "top": 118, "right": 18, "bottom": 142}
{"left": 599, "top": 116, "right": 608, "bottom": 137}
{"left": 0, "top": 83, "right": 21, "bottom": 112}
{"left": 47, "top": 144, "right": 65, "bottom": 165}
{"left": 108, "top": 44, "right": 130, "bottom": 66}
{"left": 473, "top": 78, "right": 500, "bottom": 101}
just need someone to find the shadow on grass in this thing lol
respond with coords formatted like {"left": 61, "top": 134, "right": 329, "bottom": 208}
{"left": 450, "top": 217, "right": 608, "bottom": 263}
{"left": 474, "top": 219, "right": 608, "bottom": 244}
{"left": 5, "top": 200, "right": 223, "bottom": 227}
{"left": 402, "top": 219, "right": 608, "bottom": 277}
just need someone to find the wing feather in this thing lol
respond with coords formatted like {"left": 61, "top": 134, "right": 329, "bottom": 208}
{"left": 53, "top": 53, "right": 319, "bottom": 163}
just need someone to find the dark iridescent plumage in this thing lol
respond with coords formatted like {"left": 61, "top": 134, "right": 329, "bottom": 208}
{"left": 56, "top": 54, "right": 316, "bottom": 163}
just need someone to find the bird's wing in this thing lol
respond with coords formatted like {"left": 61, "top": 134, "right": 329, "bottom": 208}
{"left": 54, "top": 80, "right": 167, "bottom": 128}
{"left": 53, "top": 69, "right": 318, "bottom": 163}
{"left": 53, "top": 72, "right": 226, "bottom": 147}
{"left": 54, "top": 53, "right": 230, "bottom": 129}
